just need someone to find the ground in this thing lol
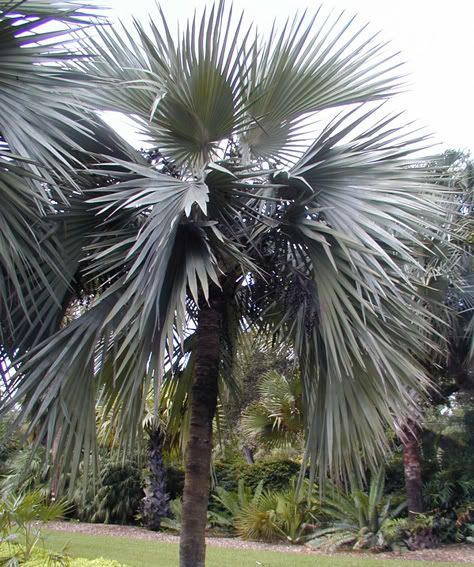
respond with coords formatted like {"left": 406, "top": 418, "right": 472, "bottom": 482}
{"left": 44, "top": 522, "right": 474, "bottom": 565}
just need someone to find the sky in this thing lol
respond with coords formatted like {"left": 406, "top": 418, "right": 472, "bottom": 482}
{"left": 105, "top": 0, "right": 474, "bottom": 154}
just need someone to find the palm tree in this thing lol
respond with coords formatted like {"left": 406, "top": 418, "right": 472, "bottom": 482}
{"left": 142, "top": 423, "right": 171, "bottom": 531}
{"left": 398, "top": 150, "right": 474, "bottom": 516}
{"left": 1, "top": 3, "right": 453, "bottom": 566}
{"left": 240, "top": 370, "right": 304, "bottom": 452}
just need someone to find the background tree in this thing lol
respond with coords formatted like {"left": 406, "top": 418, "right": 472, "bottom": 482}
{"left": 217, "top": 338, "right": 295, "bottom": 464}
{"left": 398, "top": 150, "right": 474, "bottom": 517}
{"left": 141, "top": 424, "right": 171, "bottom": 531}
{"left": 240, "top": 370, "right": 303, "bottom": 455}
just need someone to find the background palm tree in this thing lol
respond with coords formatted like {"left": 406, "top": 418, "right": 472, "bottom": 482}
{"left": 141, "top": 423, "right": 171, "bottom": 531}
{"left": 397, "top": 150, "right": 474, "bottom": 516}
{"left": 1, "top": 3, "right": 456, "bottom": 566}
{"left": 240, "top": 370, "right": 304, "bottom": 452}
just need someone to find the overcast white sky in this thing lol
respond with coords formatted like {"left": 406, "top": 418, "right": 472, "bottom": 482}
{"left": 105, "top": 0, "right": 474, "bottom": 154}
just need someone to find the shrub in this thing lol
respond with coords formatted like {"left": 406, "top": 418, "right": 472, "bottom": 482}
{"left": 161, "top": 498, "right": 222, "bottom": 534}
{"left": 74, "top": 460, "right": 143, "bottom": 525}
{"left": 423, "top": 473, "right": 474, "bottom": 511}
{"left": 382, "top": 505, "right": 474, "bottom": 547}
{"left": 213, "top": 459, "right": 300, "bottom": 493}
{"left": 213, "top": 462, "right": 239, "bottom": 492}
{"left": 272, "top": 481, "right": 318, "bottom": 543}
{"left": 241, "top": 460, "right": 301, "bottom": 491}
{"left": 0, "top": 416, "right": 21, "bottom": 477}
{"left": 429, "top": 505, "right": 474, "bottom": 544}
{"left": 382, "top": 515, "right": 438, "bottom": 550}
{"left": 211, "top": 479, "right": 317, "bottom": 543}
{"left": 165, "top": 465, "right": 185, "bottom": 500}
{"left": 160, "top": 498, "right": 183, "bottom": 532}
{"left": 235, "top": 490, "right": 281, "bottom": 542}
{"left": 211, "top": 480, "right": 266, "bottom": 533}
{"left": 0, "top": 491, "right": 67, "bottom": 561}
{"left": 0, "top": 544, "right": 129, "bottom": 566}
{"left": 0, "top": 448, "right": 50, "bottom": 498}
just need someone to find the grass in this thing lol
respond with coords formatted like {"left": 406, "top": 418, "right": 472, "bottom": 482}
{"left": 42, "top": 530, "right": 469, "bottom": 567}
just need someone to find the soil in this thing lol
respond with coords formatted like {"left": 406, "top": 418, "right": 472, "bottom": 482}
{"left": 46, "top": 521, "right": 474, "bottom": 563}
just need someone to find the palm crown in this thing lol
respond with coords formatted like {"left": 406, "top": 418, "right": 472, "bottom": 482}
{"left": 1, "top": 0, "right": 452, "bottom": 514}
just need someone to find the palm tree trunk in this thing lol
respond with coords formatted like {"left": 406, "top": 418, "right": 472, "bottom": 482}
{"left": 179, "top": 289, "right": 224, "bottom": 567}
{"left": 142, "top": 425, "right": 170, "bottom": 530}
{"left": 242, "top": 445, "right": 254, "bottom": 464}
{"left": 401, "top": 421, "right": 424, "bottom": 516}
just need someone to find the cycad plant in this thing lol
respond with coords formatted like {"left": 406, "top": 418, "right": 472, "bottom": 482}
{"left": 308, "top": 468, "right": 406, "bottom": 551}
{"left": 0, "top": 2, "right": 456, "bottom": 566}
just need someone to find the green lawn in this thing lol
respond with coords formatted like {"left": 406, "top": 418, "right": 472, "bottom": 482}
{"left": 42, "top": 530, "right": 469, "bottom": 567}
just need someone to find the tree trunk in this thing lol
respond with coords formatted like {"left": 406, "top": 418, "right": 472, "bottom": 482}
{"left": 180, "top": 289, "right": 224, "bottom": 567}
{"left": 142, "top": 425, "right": 170, "bottom": 530}
{"left": 50, "top": 428, "right": 61, "bottom": 501}
{"left": 401, "top": 421, "right": 424, "bottom": 516}
{"left": 242, "top": 444, "right": 254, "bottom": 465}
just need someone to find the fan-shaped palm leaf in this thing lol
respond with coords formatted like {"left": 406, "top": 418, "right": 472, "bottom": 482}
{"left": 0, "top": 1, "right": 104, "bottom": 182}
{"left": 75, "top": 2, "right": 404, "bottom": 167}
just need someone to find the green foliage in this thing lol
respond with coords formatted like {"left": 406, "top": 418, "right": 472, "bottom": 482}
{"left": 430, "top": 505, "right": 474, "bottom": 544}
{"left": 240, "top": 371, "right": 303, "bottom": 450}
{"left": 211, "top": 480, "right": 266, "bottom": 530}
{"left": 160, "top": 498, "right": 184, "bottom": 532}
{"left": 431, "top": 514, "right": 459, "bottom": 544}
{"left": 380, "top": 505, "right": 474, "bottom": 547}
{"left": 161, "top": 477, "right": 317, "bottom": 543}
{"left": 234, "top": 490, "right": 281, "bottom": 542}
{"left": 161, "top": 466, "right": 184, "bottom": 501}
{"left": 222, "top": 342, "right": 294, "bottom": 429}
{"left": 465, "top": 524, "right": 474, "bottom": 544}
{"left": 421, "top": 399, "right": 474, "bottom": 512}
{"left": 384, "top": 450, "right": 406, "bottom": 496}
{"left": 307, "top": 468, "right": 406, "bottom": 551}
{"left": 424, "top": 475, "right": 474, "bottom": 510}
{"left": 214, "top": 460, "right": 300, "bottom": 493}
{"left": 0, "top": 449, "right": 50, "bottom": 498}
{"left": 0, "top": 543, "right": 128, "bottom": 566}
{"left": 74, "top": 461, "right": 143, "bottom": 525}
{"left": 0, "top": 418, "right": 20, "bottom": 477}
{"left": 267, "top": 481, "right": 318, "bottom": 543}
{"left": 211, "top": 479, "right": 317, "bottom": 543}
{"left": 381, "top": 514, "right": 439, "bottom": 550}
{"left": 242, "top": 460, "right": 302, "bottom": 492}
{"left": 160, "top": 495, "right": 233, "bottom": 535}
{"left": 0, "top": 491, "right": 67, "bottom": 562}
